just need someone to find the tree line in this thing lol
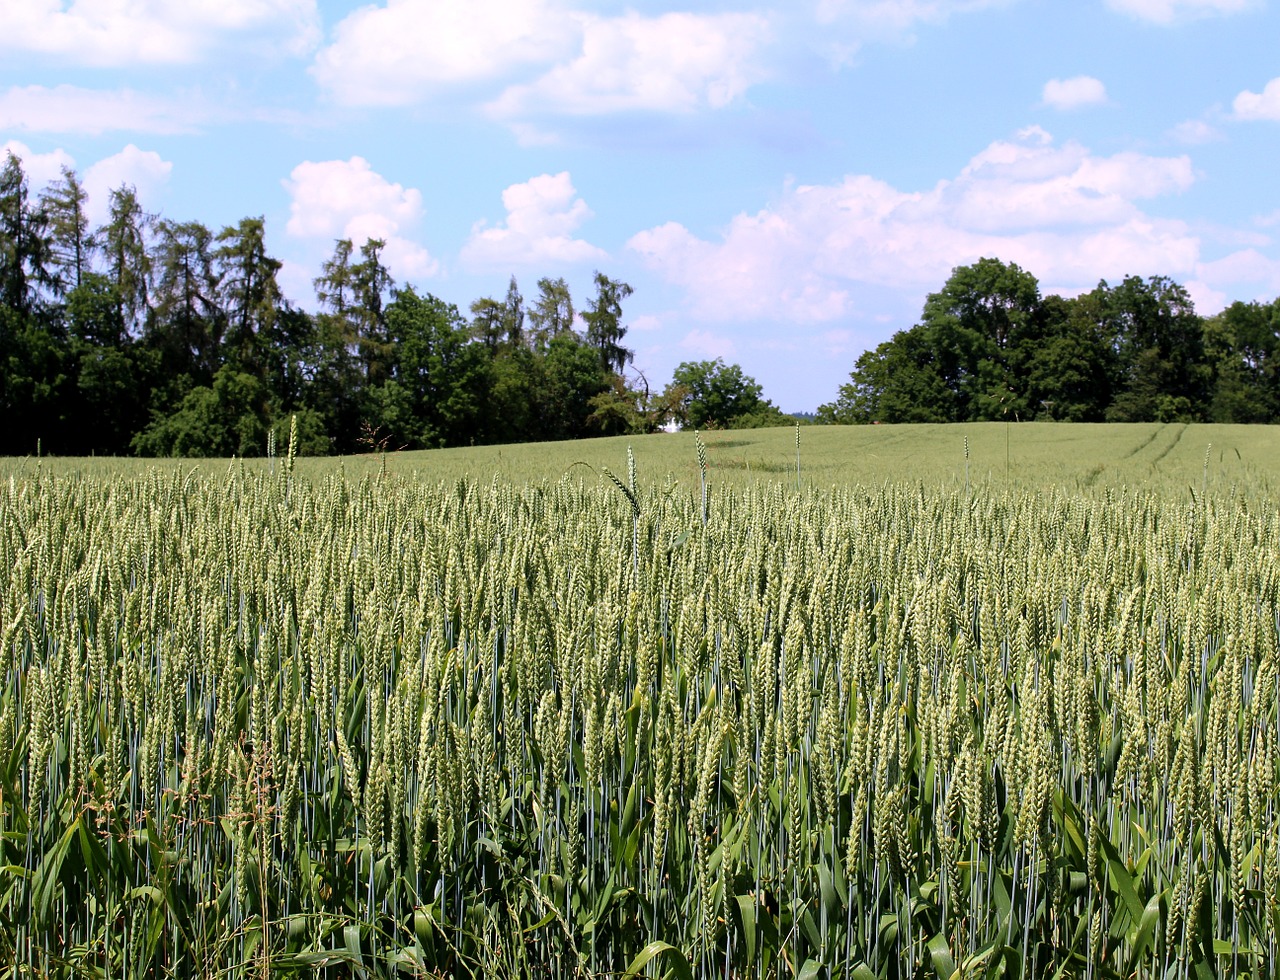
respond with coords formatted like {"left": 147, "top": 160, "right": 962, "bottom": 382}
{"left": 11, "top": 148, "right": 1272, "bottom": 458}
{"left": 1, "top": 152, "right": 802, "bottom": 457}
{"left": 819, "top": 257, "right": 1280, "bottom": 425}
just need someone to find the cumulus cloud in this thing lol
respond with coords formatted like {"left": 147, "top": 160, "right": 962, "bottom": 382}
{"left": 0, "top": 85, "right": 201, "bottom": 135}
{"left": 1181, "top": 280, "right": 1227, "bottom": 314}
{"left": 815, "top": 0, "right": 1009, "bottom": 31}
{"left": 628, "top": 128, "right": 1202, "bottom": 325}
{"left": 82, "top": 145, "right": 173, "bottom": 224}
{"left": 1041, "top": 76, "right": 1108, "bottom": 111}
{"left": 1233, "top": 78, "right": 1280, "bottom": 121}
{"left": 680, "top": 329, "right": 738, "bottom": 360}
{"left": 488, "top": 11, "right": 771, "bottom": 118}
{"left": 1168, "top": 119, "right": 1222, "bottom": 144}
{"left": 1104, "top": 0, "right": 1258, "bottom": 23}
{"left": 461, "top": 172, "right": 606, "bottom": 268}
{"left": 2, "top": 140, "right": 171, "bottom": 223}
{"left": 1182, "top": 247, "right": 1280, "bottom": 314}
{"left": 1, "top": 139, "right": 77, "bottom": 188}
{"left": 810, "top": 0, "right": 1010, "bottom": 63}
{"left": 1196, "top": 249, "right": 1280, "bottom": 294}
{"left": 0, "top": 0, "right": 319, "bottom": 65}
{"left": 283, "top": 157, "right": 438, "bottom": 281}
{"left": 313, "top": 0, "right": 576, "bottom": 106}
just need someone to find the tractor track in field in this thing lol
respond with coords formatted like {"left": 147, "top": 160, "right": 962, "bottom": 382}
{"left": 1149, "top": 422, "right": 1188, "bottom": 468}
{"left": 1122, "top": 424, "right": 1166, "bottom": 459}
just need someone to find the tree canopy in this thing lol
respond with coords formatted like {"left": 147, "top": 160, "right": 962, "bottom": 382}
{"left": 665, "top": 358, "right": 790, "bottom": 429}
{"left": 819, "top": 257, "right": 1278, "bottom": 426}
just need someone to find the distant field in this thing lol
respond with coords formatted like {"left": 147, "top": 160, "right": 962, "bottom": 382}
{"left": 9, "top": 421, "right": 1280, "bottom": 493}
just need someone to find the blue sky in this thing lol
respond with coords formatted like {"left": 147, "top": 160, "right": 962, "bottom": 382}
{"left": 2, "top": 0, "right": 1278, "bottom": 413}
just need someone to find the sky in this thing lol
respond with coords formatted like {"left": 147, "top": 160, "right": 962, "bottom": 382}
{"left": 1, "top": 0, "right": 1278, "bottom": 413}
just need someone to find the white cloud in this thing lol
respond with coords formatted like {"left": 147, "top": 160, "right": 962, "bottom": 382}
{"left": 811, "top": 0, "right": 1010, "bottom": 63}
{"left": 0, "top": 0, "right": 319, "bottom": 66}
{"left": 1, "top": 139, "right": 76, "bottom": 189}
{"left": 1233, "top": 78, "right": 1280, "bottom": 121}
{"left": 815, "top": 0, "right": 1009, "bottom": 31}
{"left": 0, "top": 85, "right": 201, "bottom": 135}
{"left": 1183, "top": 280, "right": 1227, "bottom": 314}
{"left": 820, "top": 328, "right": 856, "bottom": 354}
{"left": 1196, "top": 249, "right": 1280, "bottom": 292}
{"left": 313, "top": 0, "right": 576, "bottom": 106}
{"left": 82, "top": 145, "right": 173, "bottom": 224}
{"left": 277, "top": 259, "right": 316, "bottom": 310}
{"left": 628, "top": 128, "right": 1203, "bottom": 325}
{"left": 2, "top": 140, "right": 171, "bottom": 223}
{"left": 489, "top": 11, "right": 771, "bottom": 117}
{"left": 283, "top": 157, "right": 438, "bottom": 282}
{"left": 1105, "top": 0, "right": 1258, "bottom": 23}
{"left": 1168, "top": 119, "right": 1222, "bottom": 144}
{"left": 680, "top": 329, "right": 738, "bottom": 360}
{"left": 1183, "top": 247, "right": 1280, "bottom": 314}
{"left": 1041, "top": 76, "right": 1108, "bottom": 111}
{"left": 461, "top": 172, "right": 606, "bottom": 268}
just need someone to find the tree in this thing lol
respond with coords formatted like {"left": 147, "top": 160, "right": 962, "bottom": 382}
{"left": 537, "top": 332, "right": 612, "bottom": 440}
{"left": 527, "top": 276, "right": 574, "bottom": 348}
{"left": 918, "top": 257, "right": 1042, "bottom": 421}
{"left": 132, "top": 363, "right": 269, "bottom": 457}
{"left": 822, "top": 259, "right": 1045, "bottom": 424}
{"left": 1204, "top": 299, "right": 1280, "bottom": 423}
{"left": 818, "top": 327, "right": 954, "bottom": 423}
{"left": 315, "top": 238, "right": 355, "bottom": 315}
{"left": 0, "top": 303, "right": 71, "bottom": 454}
{"left": 582, "top": 271, "right": 634, "bottom": 375}
{"left": 148, "top": 219, "right": 224, "bottom": 385}
{"left": 588, "top": 367, "right": 685, "bottom": 435}
{"left": 1021, "top": 294, "right": 1113, "bottom": 421}
{"left": 382, "top": 286, "right": 490, "bottom": 448}
{"left": 485, "top": 345, "right": 541, "bottom": 443}
{"left": 1090, "top": 275, "right": 1207, "bottom": 422}
{"left": 98, "top": 185, "right": 152, "bottom": 335}
{"left": 352, "top": 239, "right": 395, "bottom": 384}
{"left": 469, "top": 278, "right": 525, "bottom": 352}
{"left": 502, "top": 275, "right": 524, "bottom": 348}
{"left": 265, "top": 305, "right": 320, "bottom": 415}
{"left": 41, "top": 167, "right": 93, "bottom": 294}
{"left": 0, "top": 151, "right": 54, "bottom": 314}
{"left": 469, "top": 297, "right": 506, "bottom": 351}
{"left": 215, "top": 216, "right": 283, "bottom": 376}
{"left": 310, "top": 239, "right": 362, "bottom": 450}
{"left": 667, "top": 359, "right": 785, "bottom": 428}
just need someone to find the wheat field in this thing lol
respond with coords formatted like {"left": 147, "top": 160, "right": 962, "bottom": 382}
{"left": 1, "top": 427, "right": 1278, "bottom": 977}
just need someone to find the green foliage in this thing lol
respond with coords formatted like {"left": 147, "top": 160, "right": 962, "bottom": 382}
{"left": 1204, "top": 298, "right": 1280, "bottom": 423}
{"left": 381, "top": 285, "right": 490, "bottom": 448}
{"left": 581, "top": 270, "right": 634, "bottom": 375}
{"left": 0, "top": 151, "right": 648, "bottom": 456}
{"left": 131, "top": 364, "right": 269, "bottom": 457}
{"left": 667, "top": 357, "right": 788, "bottom": 429}
{"left": 820, "top": 258, "right": 1257, "bottom": 426}
{"left": 539, "top": 330, "right": 613, "bottom": 439}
